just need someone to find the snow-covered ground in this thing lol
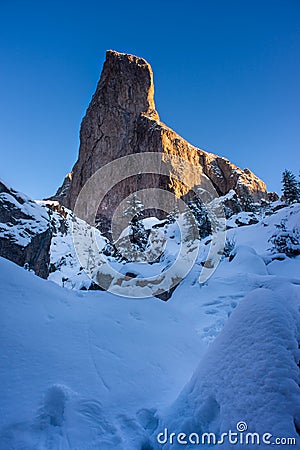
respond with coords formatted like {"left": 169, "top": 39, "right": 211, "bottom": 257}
{"left": 0, "top": 257, "right": 203, "bottom": 449}
{"left": 0, "top": 203, "right": 300, "bottom": 448}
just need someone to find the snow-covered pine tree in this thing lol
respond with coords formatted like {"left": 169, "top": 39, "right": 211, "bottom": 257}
{"left": 242, "top": 192, "right": 255, "bottom": 212}
{"left": 187, "top": 196, "right": 211, "bottom": 239}
{"left": 281, "top": 170, "right": 300, "bottom": 204}
{"left": 123, "top": 193, "right": 148, "bottom": 250}
{"left": 166, "top": 202, "right": 180, "bottom": 224}
{"left": 269, "top": 219, "right": 300, "bottom": 257}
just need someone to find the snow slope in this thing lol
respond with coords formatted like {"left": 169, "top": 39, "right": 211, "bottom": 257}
{"left": 0, "top": 257, "right": 203, "bottom": 449}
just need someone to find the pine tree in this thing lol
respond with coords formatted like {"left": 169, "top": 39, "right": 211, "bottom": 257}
{"left": 269, "top": 220, "right": 300, "bottom": 257}
{"left": 166, "top": 202, "right": 180, "bottom": 224}
{"left": 281, "top": 170, "right": 300, "bottom": 204}
{"left": 187, "top": 196, "right": 211, "bottom": 239}
{"left": 242, "top": 192, "right": 255, "bottom": 212}
{"left": 123, "top": 194, "right": 148, "bottom": 250}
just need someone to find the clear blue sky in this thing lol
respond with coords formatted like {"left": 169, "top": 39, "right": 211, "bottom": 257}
{"left": 1, "top": 0, "right": 299, "bottom": 199}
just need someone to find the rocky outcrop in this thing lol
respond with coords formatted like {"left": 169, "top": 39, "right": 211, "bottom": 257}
{"left": 0, "top": 180, "right": 52, "bottom": 278}
{"left": 53, "top": 50, "right": 267, "bottom": 232}
{"left": 51, "top": 173, "right": 72, "bottom": 204}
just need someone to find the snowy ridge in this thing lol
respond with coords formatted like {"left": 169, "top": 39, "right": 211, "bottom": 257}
{"left": 0, "top": 180, "right": 49, "bottom": 247}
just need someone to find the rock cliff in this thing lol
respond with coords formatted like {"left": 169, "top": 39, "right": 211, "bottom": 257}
{"left": 0, "top": 180, "right": 52, "bottom": 278}
{"left": 53, "top": 50, "right": 267, "bottom": 232}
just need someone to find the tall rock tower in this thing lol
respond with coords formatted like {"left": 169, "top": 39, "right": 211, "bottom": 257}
{"left": 53, "top": 50, "right": 267, "bottom": 232}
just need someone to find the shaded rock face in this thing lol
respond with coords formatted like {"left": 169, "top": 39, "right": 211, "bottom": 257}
{"left": 0, "top": 181, "right": 52, "bottom": 278}
{"left": 53, "top": 50, "right": 267, "bottom": 232}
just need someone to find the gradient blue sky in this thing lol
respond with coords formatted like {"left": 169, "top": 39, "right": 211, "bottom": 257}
{"left": 1, "top": 0, "right": 299, "bottom": 199}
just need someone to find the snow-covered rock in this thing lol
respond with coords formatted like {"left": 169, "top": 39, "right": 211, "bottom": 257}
{"left": 0, "top": 180, "right": 51, "bottom": 278}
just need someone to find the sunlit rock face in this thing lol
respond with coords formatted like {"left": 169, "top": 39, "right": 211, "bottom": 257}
{"left": 53, "top": 50, "right": 267, "bottom": 232}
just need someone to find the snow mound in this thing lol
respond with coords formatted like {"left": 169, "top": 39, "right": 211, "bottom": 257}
{"left": 156, "top": 285, "right": 300, "bottom": 449}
